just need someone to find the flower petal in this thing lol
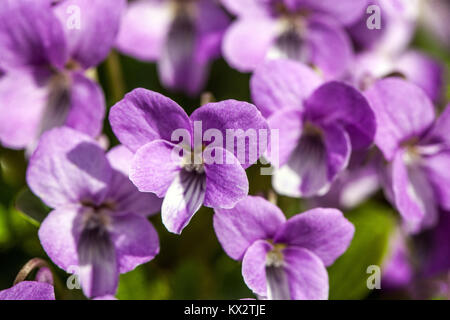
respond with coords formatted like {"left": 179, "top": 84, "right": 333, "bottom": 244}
{"left": 27, "top": 127, "right": 112, "bottom": 208}
{"left": 0, "top": 281, "right": 55, "bottom": 300}
{"left": 423, "top": 151, "right": 450, "bottom": 211}
{"left": 365, "top": 78, "right": 435, "bottom": 161}
{"left": 305, "top": 81, "right": 375, "bottom": 150}
{"left": 38, "top": 205, "right": 82, "bottom": 271}
{"left": 304, "top": 15, "right": 353, "bottom": 79}
{"left": 110, "top": 213, "right": 160, "bottom": 273}
{"left": 161, "top": 170, "right": 206, "bottom": 234}
{"left": 397, "top": 50, "right": 445, "bottom": 104}
{"left": 213, "top": 195, "right": 286, "bottom": 261}
{"left": 65, "top": 72, "right": 105, "bottom": 138}
{"left": 109, "top": 88, "right": 192, "bottom": 152}
{"left": 392, "top": 150, "right": 438, "bottom": 233}
{"left": 285, "top": 0, "right": 369, "bottom": 25}
{"left": 106, "top": 145, "right": 162, "bottom": 216}
{"left": 274, "top": 208, "right": 354, "bottom": 266}
{"left": 53, "top": 0, "right": 126, "bottom": 68}
{"left": 273, "top": 124, "right": 351, "bottom": 197}
{"left": 283, "top": 247, "right": 329, "bottom": 300}
{"left": 221, "top": 0, "right": 275, "bottom": 17}
{"left": 77, "top": 224, "right": 118, "bottom": 298}
{"left": 266, "top": 109, "right": 303, "bottom": 167}
{"left": 0, "top": 0, "right": 67, "bottom": 70}
{"left": 203, "top": 147, "right": 249, "bottom": 208}
{"left": 191, "top": 100, "right": 269, "bottom": 168}
{"left": 222, "top": 18, "right": 278, "bottom": 73}
{"left": 129, "top": 140, "right": 181, "bottom": 198}
{"left": 0, "top": 68, "right": 49, "bottom": 149}
{"left": 250, "top": 59, "right": 323, "bottom": 118}
{"left": 241, "top": 239, "right": 273, "bottom": 296}
{"left": 115, "top": 0, "right": 172, "bottom": 61}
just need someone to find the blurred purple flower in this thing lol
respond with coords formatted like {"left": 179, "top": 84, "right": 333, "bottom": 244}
{"left": 0, "top": 281, "right": 55, "bottom": 300}
{"left": 109, "top": 88, "right": 269, "bottom": 234}
{"left": 0, "top": 0, "right": 125, "bottom": 151}
{"left": 347, "top": 0, "right": 419, "bottom": 55}
{"left": 213, "top": 195, "right": 354, "bottom": 299}
{"left": 366, "top": 78, "right": 450, "bottom": 233}
{"left": 251, "top": 59, "right": 376, "bottom": 197}
{"left": 116, "top": 0, "right": 230, "bottom": 95}
{"left": 27, "top": 127, "right": 161, "bottom": 298}
{"left": 221, "top": 0, "right": 369, "bottom": 78}
{"left": 346, "top": 50, "right": 445, "bottom": 104}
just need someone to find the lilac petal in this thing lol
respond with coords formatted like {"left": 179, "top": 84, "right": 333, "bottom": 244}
{"left": 305, "top": 81, "right": 375, "bottom": 150}
{"left": 221, "top": 0, "right": 275, "bottom": 17}
{"left": 110, "top": 213, "right": 159, "bottom": 273}
{"left": 250, "top": 59, "right": 323, "bottom": 118}
{"left": 213, "top": 195, "right": 286, "bottom": 261}
{"left": 423, "top": 212, "right": 450, "bottom": 277}
{"left": 241, "top": 239, "right": 273, "bottom": 296}
{"left": 65, "top": 72, "right": 105, "bottom": 138}
{"left": 38, "top": 205, "right": 82, "bottom": 271}
{"left": 115, "top": 0, "right": 172, "bottom": 61}
{"left": 304, "top": 15, "right": 353, "bottom": 79}
{"left": 423, "top": 151, "right": 450, "bottom": 211}
{"left": 0, "top": 68, "right": 49, "bottom": 149}
{"left": 109, "top": 88, "right": 192, "bottom": 152}
{"left": 424, "top": 104, "right": 450, "bottom": 145}
{"left": 129, "top": 140, "right": 181, "bottom": 198}
{"left": 203, "top": 147, "right": 248, "bottom": 208}
{"left": 266, "top": 109, "right": 303, "bottom": 167}
{"left": 161, "top": 170, "right": 206, "bottom": 234}
{"left": 365, "top": 78, "right": 435, "bottom": 161}
{"left": 222, "top": 18, "right": 278, "bottom": 72}
{"left": 285, "top": 0, "right": 369, "bottom": 25}
{"left": 273, "top": 124, "right": 351, "bottom": 197}
{"left": 0, "top": 281, "right": 55, "bottom": 300}
{"left": 266, "top": 265, "right": 291, "bottom": 300}
{"left": 27, "top": 127, "right": 112, "bottom": 208}
{"left": 0, "top": 0, "right": 67, "bottom": 70}
{"left": 191, "top": 100, "right": 269, "bottom": 168}
{"left": 382, "top": 232, "right": 413, "bottom": 289}
{"left": 106, "top": 145, "right": 162, "bottom": 216}
{"left": 397, "top": 50, "right": 445, "bottom": 103}
{"left": 77, "top": 224, "right": 118, "bottom": 298}
{"left": 275, "top": 208, "right": 354, "bottom": 266}
{"left": 283, "top": 247, "right": 329, "bottom": 300}
{"left": 157, "top": 9, "right": 209, "bottom": 95}
{"left": 392, "top": 150, "right": 438, "bottom": 233}
{"left": 35, "top": 267, "right": 54, "bottom": 285}
{"left": 195, "top": 0, "right": 230, "bottom": 61}
{"left": 53, "top": 0, "right": 126, "bottom": 69}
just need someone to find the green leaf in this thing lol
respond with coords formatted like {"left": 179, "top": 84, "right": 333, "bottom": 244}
{"left": 15, "top": 187, "right": 50, "bottom": 226}
{"left": 328, "top": 201, "right": 396, "bottom": 300}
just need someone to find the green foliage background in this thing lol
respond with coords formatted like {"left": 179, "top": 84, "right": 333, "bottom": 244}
{"left": 0, "top": 27, "right": 448, "bottom": 300}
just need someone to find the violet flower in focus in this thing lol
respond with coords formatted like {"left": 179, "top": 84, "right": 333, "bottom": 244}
{"left": 27, "top": 127, "right": 161, "bottom": 298}
{"left": 251, "top": 59, "right": 376, "bottom": 197}
{"left": 213, "top": 195, "right": 354, "bottom": 299}
{"left": 0, "top": 0, "right": 125, "bottom": 151}
{"left": 109, "top": 88, "right": 269, "bottom": 234}
{"left": 366, "top": 78, "right": 450, "bottom": 233}
{"left": 221, "top": 0, "right": 369, "bottom": 78}
{"left": 116, "top": 0, "right": 230, "bottom": 95}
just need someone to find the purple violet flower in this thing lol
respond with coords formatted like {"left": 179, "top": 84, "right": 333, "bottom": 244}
{"left": 250, "top": 59, "right": 376, "bottom": 197}
{"left": 0, "top": 0, "right": 125, "bottom": 150}
{"left": 213, "top": 195, "right": 354, "bottom": 299}
{"left": 27, "top": 127, "right": 161, "bottom": 298}
{"left": 221, "top": 0, "right": 369, "bottom": 78}
{"left": 366, "top": 78, "right": 450, "bottom": 233}
{"left": 115, "top": 0, "right": 230, "bottom": 95}
{"left": 109, "top": 88, "right": 269, "bottom": 234}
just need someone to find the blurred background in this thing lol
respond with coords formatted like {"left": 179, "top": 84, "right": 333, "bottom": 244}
{"left": 0, "top": 1, "right": 449, "bottom": 300}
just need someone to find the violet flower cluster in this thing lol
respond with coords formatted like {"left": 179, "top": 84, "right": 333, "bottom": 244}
{"left": 0, "top": 0, "right": 448, "bottom": 300}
